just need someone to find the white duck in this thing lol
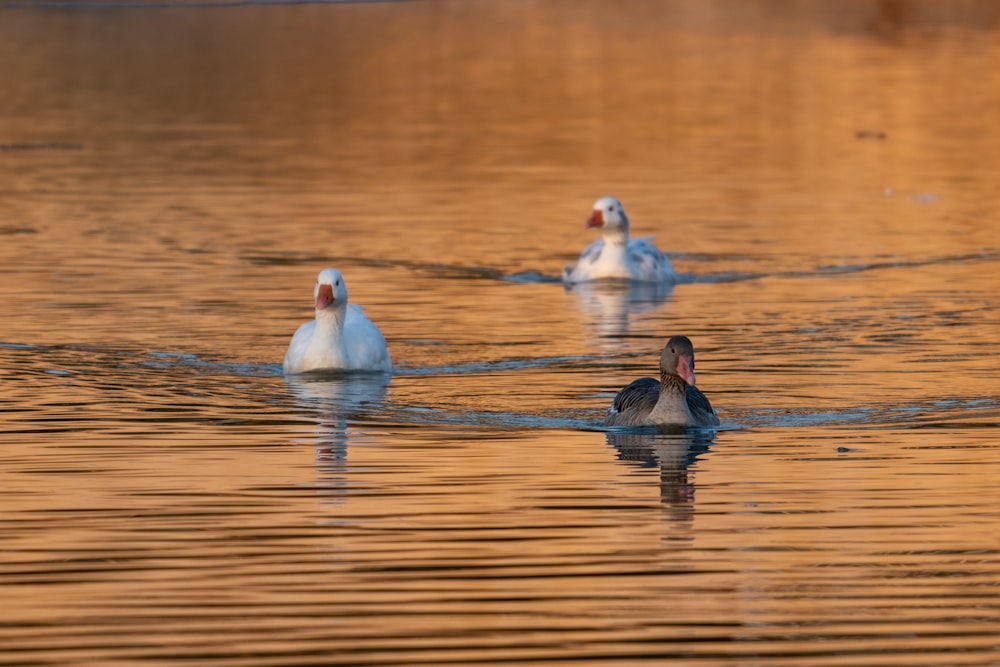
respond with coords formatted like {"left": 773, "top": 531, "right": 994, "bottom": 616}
{"left": 283, "top": 268, "right": 392, "bottom": 374}
{"left": 562, "top": 197, "right": 676, "bottom": 284}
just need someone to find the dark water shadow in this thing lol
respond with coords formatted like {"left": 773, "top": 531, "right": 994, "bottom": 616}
{"left": 607, "top": 427, "right": 717, "bottom": 519}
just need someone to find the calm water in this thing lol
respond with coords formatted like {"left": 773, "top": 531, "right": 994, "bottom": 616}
{"left": 2, "top": 1, "right": 1000, "bottom": 665}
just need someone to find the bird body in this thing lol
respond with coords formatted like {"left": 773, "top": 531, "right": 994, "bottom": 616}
{"left": 563, "top": 197, "right": 676, "bottom": 284}
{"left": 605, "top": 336, "right": 718, "bottom": 427}
{"left": 283, "top": 269, "right": 391, "bottom": 374}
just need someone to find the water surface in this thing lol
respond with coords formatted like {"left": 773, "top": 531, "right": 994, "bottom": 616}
{"left": 1, "top": 1, "right": 999, "bottom": 665}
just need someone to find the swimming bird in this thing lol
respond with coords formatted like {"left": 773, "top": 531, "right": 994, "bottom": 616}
{"left": 604, "top": 335, "right": 719, "bottom": 427}
{"left": 283, "top": 268, "right": 392, "bottom": 374}
{"left": 562, "top": 196, "right": 676, "bottom": 284}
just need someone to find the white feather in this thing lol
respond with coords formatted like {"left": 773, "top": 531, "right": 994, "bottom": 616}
{"left": 563, "top": 197, "right": 676, "bottom": 284}
{"left": 283, "top": 269, "right": 392, "bottom": 374}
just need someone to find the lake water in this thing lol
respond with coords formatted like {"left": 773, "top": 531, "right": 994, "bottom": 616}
{"left": 2, "top": 1, "right": 999, "bottom": 665}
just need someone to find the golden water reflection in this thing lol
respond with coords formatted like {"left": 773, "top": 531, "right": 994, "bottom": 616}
{"left": 0, "top": 2, "right": 999, "bottom": 665}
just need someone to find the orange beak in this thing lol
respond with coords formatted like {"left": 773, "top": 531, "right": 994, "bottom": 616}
{"left": 676, "top": 354, "right": 696, "bottom": 386}
{"left": 315, "top": 283, "right": 335, "bottom": 309}
{"left": 586, "top": 209, "right": 604, "bottom": 228}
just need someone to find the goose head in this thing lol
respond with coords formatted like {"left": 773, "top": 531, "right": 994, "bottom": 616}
{"left": 586, "top": 196, "right": 630, "bottom": 235}
{"left": 659, "top": 335, "right": 698, "bottom": 386}
{"left": 314, "top": 268, "right": 349, "bottom": 312}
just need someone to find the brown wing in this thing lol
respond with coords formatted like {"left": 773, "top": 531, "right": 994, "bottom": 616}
{"left": 605, "top": 377, "right": 660, "bottom": 426}
{"left": 684, "top": 385, "right": 720, "bottom": 426}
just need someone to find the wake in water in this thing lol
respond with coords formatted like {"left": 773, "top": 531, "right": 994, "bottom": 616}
{"left": 5, "top": 341, "right": 996, "bottom": 436}
{"left": 240, "top": 246, "right": 1000, "bottom": 291}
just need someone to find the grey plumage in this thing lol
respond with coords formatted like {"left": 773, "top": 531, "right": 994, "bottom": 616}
{"left": 607, "top": 377, "right": 661, "bottom": 420}
{"left": 684, "top": 384, "right": 718, "bottom": 425}
{"left": 604, "top": 336, "right": 719, "bottom": 427}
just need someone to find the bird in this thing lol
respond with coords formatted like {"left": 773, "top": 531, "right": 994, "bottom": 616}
{"left": 283, "top": 268, "right": 392, "bottom": 374}
{"left": 562, "top": 196, "right": 676, "bottom": 284}
{"left": 604, "top": 335, "right": 719, "bottom": 427}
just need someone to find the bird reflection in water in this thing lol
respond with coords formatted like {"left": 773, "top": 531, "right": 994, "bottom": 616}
{"left": 565, "top": 280, "right": 674, "bottom": 344}
{"left": 606, "top": 427, "right": 716, "bottom": 522}
{"left": 284, "top": 371, "right": 390, "bottom": 503}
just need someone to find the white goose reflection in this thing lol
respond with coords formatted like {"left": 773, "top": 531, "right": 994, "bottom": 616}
{"left": 284, "top": 371, "right": 390, "bottom": 466}
{"left": 566, "top": 280, "right": 674, "bottom": 343}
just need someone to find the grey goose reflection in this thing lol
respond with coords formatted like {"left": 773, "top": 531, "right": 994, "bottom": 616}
{"left": 605, "top": 335, "right": 719, "bottom": 427}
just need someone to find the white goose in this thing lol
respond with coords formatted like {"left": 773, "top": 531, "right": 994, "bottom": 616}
{"left": 562, "top": 197, "right": 676, "bottom": 284}
{"left": 283, "top": 268, "right": 392, "bottom": 374}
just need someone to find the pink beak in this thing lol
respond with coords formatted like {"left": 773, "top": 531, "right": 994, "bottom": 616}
{"left": 586, "top": 210, "right": 604, "bottom": 228}
{"left": 676, "top": 354, "right": 696, "bottom": 386}
{"left": 315, "top": 283, "right": 335, "bottom": 310}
